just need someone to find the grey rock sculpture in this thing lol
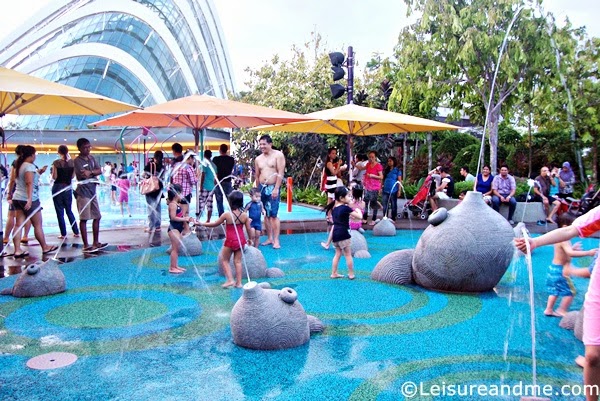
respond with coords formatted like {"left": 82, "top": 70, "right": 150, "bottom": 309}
{"left": 574, "top": 307, "right": 584, "bottom": 341}
{"left": 219, "top": 246, "right": 284, "bottom": 279}
{"left": 350, "top": 230, "right": 370, "bottom": 258}
{"left": 560, "top": 307, "right": 584, "bottom": 342}
{"left": 1, "top": 258, "right": 65, "bottom": 298}
{"left": 412, "top": 191, "right": 514, "bottom": 292}
{"left": 371, "top": 249, "right": 414, "bottom": 285}
{"left": 230, "top": 281, "right": 324, "bottom": 350}
{"left": 560, "top": 311, "right": 578, "bottom": 330}
{"left": 372, "top": 218, "right": 396, "bottom": 236}
{"left": 166, "top": 233, "right": 203, "bottom": 256}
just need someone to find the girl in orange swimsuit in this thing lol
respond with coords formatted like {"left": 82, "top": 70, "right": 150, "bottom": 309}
{"left": 200, "top": 190, "right": 252, "bottom": 288}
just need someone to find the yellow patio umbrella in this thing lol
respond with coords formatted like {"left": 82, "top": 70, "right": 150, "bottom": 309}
{"left": 0, "top": 66, "right": 138, "bottom": 116}
{"left": 91, "top": 94, "right": 313, "bottom": 151}
{"left": 0, "top": 66, "right": 138, "bottom": 255}
{"left": 252, "top": 103, "right": 458, "bottom": 181}
{"left": 252, "top": 103, "right": 458, "bottom": 135}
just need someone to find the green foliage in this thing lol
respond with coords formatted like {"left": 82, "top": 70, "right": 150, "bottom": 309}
{"left": 454, "top": 181, "right": 476, "bottom": 196}
{"left": 282, "top": 186, "right": 327, "bottom": 207}
{"left": 401, "top": 182, "right": 420, "bottom": 199}
{"left": 514, "top": 178, "right": 535, "bottom": 197}
{"left": 394, "top": 0, "right": 562, "bottom": 171}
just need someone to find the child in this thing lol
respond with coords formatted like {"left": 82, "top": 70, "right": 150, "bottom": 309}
{"left": 117, "top": 173, "right": 131, "bottom": 217}
{"left": 167, "top": 184, "right": 193, "bottom": 274}
{"left": 201, "top": 190, "right": 252, "bottom": 288}
{"left": 324, "top": 186, "right": 363, "bottom": 280}
{"left": 544, "top": 213, "right": 597, "bottom": 317}
{"left": 349, "top": 184, "right": 366, "bottom": 233}
{"left": 322, "top": 183, "right": 366, "bottom": 249}
{"left": 110, "top": 171, "right": 118, "bottom": 205}
{"left": 245, "top": 188, "right": 263, "bottom": 247}
{"left": 515, "top": 207, "right": 600, "bottom": 399}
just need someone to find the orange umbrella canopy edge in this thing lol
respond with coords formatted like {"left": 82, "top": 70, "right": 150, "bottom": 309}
{"left": 91, "top": 94, "right": 311, "bottom": 130}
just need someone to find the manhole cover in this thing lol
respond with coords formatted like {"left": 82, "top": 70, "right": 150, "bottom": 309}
{"left": 26, "top": 352, "right": 78, "bottom": 370}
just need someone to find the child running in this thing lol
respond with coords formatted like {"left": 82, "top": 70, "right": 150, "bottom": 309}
{"left": 117, "top": 173, "right": 131, "bottom": 217}
{"left": 545, "top": 212, "right": 597, "bottom": 317}
{"left": 167, "top": 184, "right": 194, "bottom": 274}
{"left": 324, "top": 186, "right": 363, "bottom": 280}
{"left": 515, "top": 207, "right": 600, "bottom": 400}
{"left": 322, "top": 182, "right": 364, "bottom": 249}
{"left": 245, "top": 188, "right": 263, "bottom": 247}
{"left": 201, "top": 190, "right": 252, "bottom": 288}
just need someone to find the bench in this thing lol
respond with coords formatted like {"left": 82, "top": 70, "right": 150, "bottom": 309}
{"left": 436, "top": 198, "right": 546, "bottom": 223}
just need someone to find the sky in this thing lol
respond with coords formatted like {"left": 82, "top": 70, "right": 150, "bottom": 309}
{"left": 0, "top": 0, "right": 598, "bottom": 92}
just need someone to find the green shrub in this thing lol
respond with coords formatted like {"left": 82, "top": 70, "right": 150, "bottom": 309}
{"left": 453, "top": 181, "right": 475, "bottom": 196}
{"left": 287, "top": 186, "right": 328, "bottom": 207}
{"left": 401, "top": 183, "right": 420, "bottom": 199}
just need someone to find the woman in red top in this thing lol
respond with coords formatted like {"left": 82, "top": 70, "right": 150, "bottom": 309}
{"left": 363, "top": 151, "right": 383, "bottom": 224}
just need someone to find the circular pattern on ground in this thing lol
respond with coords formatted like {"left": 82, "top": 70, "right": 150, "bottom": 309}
{"left": 47, "top": 298, "right": 168, "bottom": 329}
{"left": 26, "top": 352, "right": 78, "bottom": 370}
{"left": 349, "top": 354, "right": 582, "bottom": 401}
{"left": 0, "top": 284, "right": 233, "bottom": 356}
{"left": 266, "top": 276, "right": 483, "bottom": 336}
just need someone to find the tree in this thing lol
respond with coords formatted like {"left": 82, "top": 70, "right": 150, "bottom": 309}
{"left": 395, "top": 0, "right": 556, "bottom": 173}
{"left": 233, "top": 33, "right": 348, "bottom": 188}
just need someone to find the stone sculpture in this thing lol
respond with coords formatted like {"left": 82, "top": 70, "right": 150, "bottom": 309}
{"left": 230, "top": 281, "right": 324, "bottom": 350}
{"left": 372, "top": 218, "right": 396, "bottom": 236}
{"left": 372, "top": 191, "right": 514, "bottom": 293}
{"left": 350, "top": 230, "right": 371, "bottom": 258}
{"left": 166, "top": 233, "right": 202, "bottom": 256}
{"left": 1, "top": 258, "right": 65, "bottom": 298}
{"left": 220, "top": 246, "right": 284, "bottom": 279}
{"left": 371, "top": 249, "right": 414, "bottom": 285}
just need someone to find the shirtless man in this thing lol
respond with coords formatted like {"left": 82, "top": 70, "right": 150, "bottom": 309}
{"left": 254, "top": 135, "right": 285, "bottom": 249}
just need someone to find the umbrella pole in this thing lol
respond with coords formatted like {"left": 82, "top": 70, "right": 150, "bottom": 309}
{"left": 194, "top": 128, "right": 201, "bottom": 219}
{"left": 347, "top": 134, "right": 354, "bottom": 182}
{"left": 119, "top": 127, "right": 128, "bottom": 172}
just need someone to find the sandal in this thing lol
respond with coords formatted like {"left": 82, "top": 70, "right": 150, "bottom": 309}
{"left": 42, "top": 245, "right": 59, "bottom": 254}
{"left": 14, "top": 252, "right": 29, "bottom": 258}
{"left": 82, "top": 246, "right": 96, "bottom": 253}
{"left": 20, "top": 237, "right": 29, "bottom": 244}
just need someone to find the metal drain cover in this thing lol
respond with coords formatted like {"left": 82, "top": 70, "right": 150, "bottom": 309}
{"left": 26, "top": 352, "right": 78, "bottom": 370}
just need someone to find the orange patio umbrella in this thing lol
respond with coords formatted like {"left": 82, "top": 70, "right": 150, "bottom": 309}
{"left": 91, "top": 94, "right": 313, "bottom": 151}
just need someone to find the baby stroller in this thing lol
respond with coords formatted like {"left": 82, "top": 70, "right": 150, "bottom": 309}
{"left": 401, "top": 175, "right": 435, "bottom": 219}
{"left": 574, "top": 186, "right": 600, "bottom": 216}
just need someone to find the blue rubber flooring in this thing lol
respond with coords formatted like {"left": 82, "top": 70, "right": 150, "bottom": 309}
{"left": 0, "top": 230, "right": 598, "bottom": 400}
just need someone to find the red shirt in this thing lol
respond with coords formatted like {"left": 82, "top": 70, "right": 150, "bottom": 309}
{"left": 364, "top": 162, "right": 383, "bottom": 191}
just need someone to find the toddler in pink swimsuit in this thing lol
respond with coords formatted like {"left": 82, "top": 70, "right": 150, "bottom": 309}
{"left": 200, "top": 190, "right": 251, "bottom": 288}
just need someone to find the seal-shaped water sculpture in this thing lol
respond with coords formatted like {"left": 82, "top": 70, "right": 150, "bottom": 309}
{"left": 1, "top": 258, "right": 65, "bottom": 298}
{"left": 412, "top": 191, "right": 514, "bottom": 292}
{"left": 372, "top": 217, "right": 396, "bottom": 236}
{"left": 350, "top": 230, "right": 371, "bottom": 258}
{"left": 230, "top": 281, "right": 324, "bottom": 350}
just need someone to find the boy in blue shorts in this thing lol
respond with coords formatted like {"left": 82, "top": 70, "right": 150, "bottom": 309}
{"left": 245, "top": 188, "right": 263, "bottom": 247}
{"left": 545, "top": 212, "right": 597, "bottom": 317}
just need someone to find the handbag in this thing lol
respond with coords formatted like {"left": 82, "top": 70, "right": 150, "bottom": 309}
{"left": 140, "top": 162, "right": 160, "bottom": 195}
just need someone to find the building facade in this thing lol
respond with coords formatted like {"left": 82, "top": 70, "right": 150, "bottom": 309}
{"left": 0, "top": 0, "right": 235, "bottom": 130}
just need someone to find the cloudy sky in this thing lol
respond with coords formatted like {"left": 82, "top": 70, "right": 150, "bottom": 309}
{"left": 0, "top": 0, "right": 598, "bottom": 90}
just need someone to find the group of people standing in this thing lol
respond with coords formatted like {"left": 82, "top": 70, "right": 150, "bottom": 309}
{"left": 322, "top": 148, "right": 403, "bottom": 224}
{"left": 2, "top": 138, "right": 108, "bottom": 258}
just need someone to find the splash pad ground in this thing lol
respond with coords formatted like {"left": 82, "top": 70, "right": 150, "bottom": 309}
{"left": 0, "top": 229, "right": 597, "bottom": 400}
